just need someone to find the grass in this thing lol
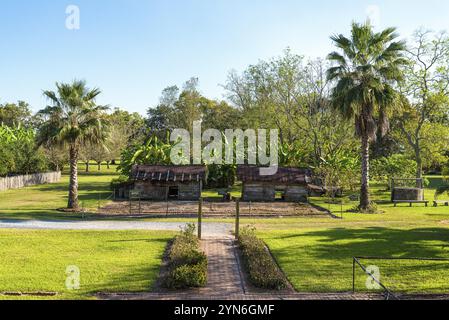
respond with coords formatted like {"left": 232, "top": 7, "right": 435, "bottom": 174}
{"left": 242, "top": 176, "right": 449, "bottom": 294}
{"left": 0, "top": 164, "right": 119, "bottom": 220}
{"left": 0, "top": 229, "right": 174, "bottom": 300}
{"left": 2, "top": 165, "right": 449, "bottom": 295}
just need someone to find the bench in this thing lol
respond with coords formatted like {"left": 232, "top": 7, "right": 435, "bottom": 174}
{"left": 393, "top": 200, "right": 429, "bottom": 207}
{"left": 433, "top": 200, "right": 449, "bottom": 207}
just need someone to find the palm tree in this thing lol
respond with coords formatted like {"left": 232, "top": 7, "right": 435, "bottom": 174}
{"left": 37, "top": 80, "right": 109, "bottom": 210}
{"left": 327, "top": 22, "right": 407, "bottom": 211}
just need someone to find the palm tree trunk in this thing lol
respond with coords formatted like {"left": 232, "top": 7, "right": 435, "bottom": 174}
{"left": 360, "top": 134, "right": 371, "bottom": 210}
{"left": 68, "top": 146, "right": 79, "bottom": 210}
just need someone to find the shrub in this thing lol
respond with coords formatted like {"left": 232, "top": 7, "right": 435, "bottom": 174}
{"left": 166, "top": 260, "right": 208, "bottom": 289}
{"left": 238, "top": 227, "right": 288, "bottom": 290}
{"left": 164, "top": 224, "right": 208, "bottom": 289}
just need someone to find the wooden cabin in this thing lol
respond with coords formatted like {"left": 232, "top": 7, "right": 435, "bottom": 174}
{"left": 122, "top": 165, "right": 207, "bottom": 201}
{"left": 237, "top": 165, "right": 312, "bottom": 202}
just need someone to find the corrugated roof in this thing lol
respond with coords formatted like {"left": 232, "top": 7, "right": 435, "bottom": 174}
{"left": 237, "top": 165, "right": 312, "bottom": 184}
{"left": 131, "top": 165, "right": 207, "bottom": 182}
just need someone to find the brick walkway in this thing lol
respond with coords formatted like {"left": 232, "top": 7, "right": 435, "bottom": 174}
{"left": 98, "top": 236, "right": 385, "bottom": 301}
{"left": 200, "top": 238, "right": 246, "bottom": 296}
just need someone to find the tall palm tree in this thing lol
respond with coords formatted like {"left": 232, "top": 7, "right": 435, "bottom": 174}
{"left": 38, "top": 80, "right": 109, "bottom": 210}
{"left": 327, "top": 22, "right": 407, "bottom": 211}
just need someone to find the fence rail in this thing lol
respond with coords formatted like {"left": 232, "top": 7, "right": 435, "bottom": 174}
{"left": 0, "top": 172, "right": 61, "bottom": 192}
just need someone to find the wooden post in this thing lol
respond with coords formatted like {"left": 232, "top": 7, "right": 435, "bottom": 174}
{"left": 166, "top": 187, "right": 169, "bottom": 217}
{"left": 139, "top": 194, "right": 141, "bottom": 214}
{"left": 235, "top": 198, "right": 240, "bottom": 240}
{"left": 198, "top": 198, "right": 203, "bottom": 240}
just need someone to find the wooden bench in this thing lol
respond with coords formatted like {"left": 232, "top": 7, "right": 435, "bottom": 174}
{"left": 393, "top": 200, "right": 429, "bottom": 207}
{"left": 433, "top": 200, "right": 449, "bottom": 207}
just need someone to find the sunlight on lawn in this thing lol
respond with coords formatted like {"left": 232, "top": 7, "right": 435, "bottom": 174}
{"left": 0, "top": 229, "right": 173, "bottom": 300}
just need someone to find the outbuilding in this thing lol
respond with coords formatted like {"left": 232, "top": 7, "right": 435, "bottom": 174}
{"left": 126, "top": 165, "right": 207, "bottom": 201}
{"left": 237, "top": 165, "right": 312, "bottom": 202}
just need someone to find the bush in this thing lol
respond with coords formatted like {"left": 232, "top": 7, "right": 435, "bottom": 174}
{"left": 0, "top": 125, "right": 49, "bottom": 176}
{"left": 167, "top": 261, "right": 208, "bottom": 289}
{"left": 238, "top": 227, "right": 288, "bottom": 290}
{"left": 165, "top": 224, "right": 208, "bottom": 289}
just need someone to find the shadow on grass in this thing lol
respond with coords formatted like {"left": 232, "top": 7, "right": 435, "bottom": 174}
{"left": 270, "top": 227, "right": 449, "bottom": 258}
{"left": 266, "top": 227, "right": 449, "bottom": 292}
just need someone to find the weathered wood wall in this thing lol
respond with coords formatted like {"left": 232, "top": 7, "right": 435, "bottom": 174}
{"left": 284, "top": 186, "right": 308, "bottom": 202}
{"left": 0, "top": 172, "right": 61, "bottom": 192}
{"left": 133, "top": 181, "right": 202, "bottom": 201}
{"left": 242, "top": 183, "right": 308, "bottom": 202}
{"left": 242, "top": 183, "right": 276, "bottom": 202}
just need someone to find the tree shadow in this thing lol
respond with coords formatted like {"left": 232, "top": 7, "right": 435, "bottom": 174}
{"left": 266, "top": 227, "right": 449, "bottom": 292}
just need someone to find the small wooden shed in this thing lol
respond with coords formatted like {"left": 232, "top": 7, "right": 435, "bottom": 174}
{"left": 237, "top": 166, "right": 312, "bottom": 202}
{"left": 130, "top": 165, "right": 207, "bottom": 201}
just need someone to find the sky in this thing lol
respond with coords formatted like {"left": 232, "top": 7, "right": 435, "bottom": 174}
{"left": 1, "top": 0, "right": 449, "bottom": 115}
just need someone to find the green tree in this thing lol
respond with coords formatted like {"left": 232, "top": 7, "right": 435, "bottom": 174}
{"left": 225, "top": 51, "right": 357, "bottom": 168}
{"left": 37, "top": 80, "right": 109, "bottom": 210}
{"left": 107, "top": 108, "right": 145, "bottom": 166}
{"left": 397, "top": 29, "right": 449, "bottom": 178}
{"left": 0, "top": 101, "right": 32, "bottom": 127}
{"left": 327, "top": 22, "right": 407, "bottom": 211}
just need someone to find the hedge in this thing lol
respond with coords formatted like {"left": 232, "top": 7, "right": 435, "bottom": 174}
{"left": 164, "top": 224, "right": 208, "bottom": 289}
{"left": 238, "top": 227, "right": 288, "bottom": 290}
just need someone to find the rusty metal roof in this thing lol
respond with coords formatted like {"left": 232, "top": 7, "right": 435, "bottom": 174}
{"left": 131, "top": 165, "right": 207, "bottom": 183}
{"left": 237, "top": 165, "right": 312, "bottom": 184}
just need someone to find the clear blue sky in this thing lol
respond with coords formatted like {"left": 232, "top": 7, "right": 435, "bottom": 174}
{"left": 1, "top": 0, "right": 449, "bottom": 115}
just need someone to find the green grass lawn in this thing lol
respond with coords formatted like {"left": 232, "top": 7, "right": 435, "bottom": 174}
{"left": 1, "top": 165, "right": 449, "bottom": 296}
{"left": 241, "top": 176, "right": 449, "bottom": 294}
{"left": 0, "top": 164, "right": 120, "bottom": 220}
{"left": 0, "top": 229, "right": 174, "bottom": 300}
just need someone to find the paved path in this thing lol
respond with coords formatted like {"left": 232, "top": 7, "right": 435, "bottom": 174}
{"left": 0, "top": 220, "right": 233, "bottom": 237}
{"left": 98, "top": 236, "right": 385, "bottom": 301}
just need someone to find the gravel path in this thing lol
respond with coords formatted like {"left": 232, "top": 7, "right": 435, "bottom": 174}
{"left": 0, "top": 220, "right": 233, "bottom": 237}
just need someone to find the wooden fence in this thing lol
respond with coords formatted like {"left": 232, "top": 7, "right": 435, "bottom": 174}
{"left": 0, "top": 172, "right": 61, "bottom": 192}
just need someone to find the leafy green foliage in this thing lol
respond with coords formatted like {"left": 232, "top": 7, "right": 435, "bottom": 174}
{"left": 371, "top": 154, "right": 417, "bottom": 188}
{"left": 315, "top": 150, "right": 361, "bottom": 193}
{"left": 118, "top": 135, "right": 177, "bottom": 177}
{"left": 0, "top": 101, "right": 33, "bottom": 128}
{"left": 238, "top": 227, "right": 288, "bottom": 290}
{"left": 0, "top": 125, "right": 48, "bottom": 177}
{"left": 165, "top": 224, "right": 208, "bottom": 289}
{"left": 206, "top": 164, "right": 236, "bottom": 188}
